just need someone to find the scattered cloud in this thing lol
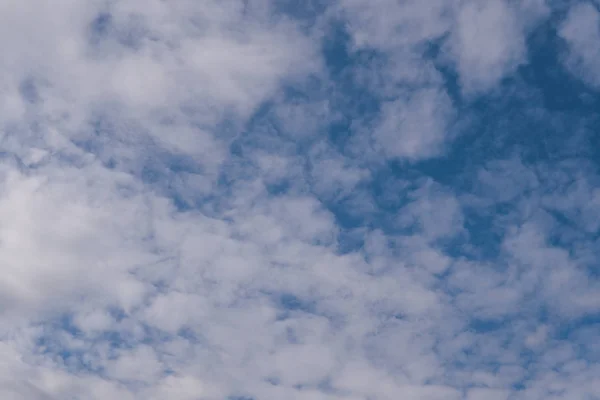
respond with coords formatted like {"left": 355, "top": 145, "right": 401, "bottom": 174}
{"left": 0, "top": 0, "right": 599, "bottom": 399}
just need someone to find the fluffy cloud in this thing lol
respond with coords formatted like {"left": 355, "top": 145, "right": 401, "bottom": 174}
{"left": 373, "top": 88, "right": 455, "bottom": 161}
{"left": 446, "top": 0, "right": 530, "bottom": 94}
{"left": 559, "top": 2, "right": 600, "bottom": 87}
{"left": 0, "top": 0, "right": 600, "bottom": 399}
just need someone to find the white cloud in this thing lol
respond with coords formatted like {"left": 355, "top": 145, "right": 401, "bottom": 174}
{"left": 446, "top": 0, "right": 527, "bottom": 94}
{"left": 339, "top": 0, "right": 452, "bottom": 51}
{"left": 559, "top": 2, "right": 600, "bottom": 88}
{"left": 466, "top": 388, "right": 510, "bottom": 400}
{"left": 373, "top": 88, "right": 455, "bottom": 161}
{"left": 0, "top": 1, "right": 598, "bottom": 399}
{"left": 308, "top": 141, "right": 370, "bottom": 200}
{"left": 397, "top": 178, "right": 464, "bottom": 241}
{"left": 0, "top": 163, "right": 154, "bottom": 320}
{"left": 336, "top": 0, "right": 549, "bottom": 160}
{"left": 525, "top": 324, "right": 549, "bottom": 349}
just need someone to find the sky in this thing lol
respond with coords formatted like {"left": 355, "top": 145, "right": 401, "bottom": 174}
{"left": 0, "top": 0, "right": 600, "bottom": 399}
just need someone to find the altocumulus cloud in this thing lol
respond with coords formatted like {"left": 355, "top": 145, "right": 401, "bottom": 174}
{"left": 1, "top": 0, "right": 600, "bottom": 399}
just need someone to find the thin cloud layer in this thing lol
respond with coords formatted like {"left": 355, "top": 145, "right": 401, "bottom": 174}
{"left": 0, "top": 1, "right": 599, "bottom": 399}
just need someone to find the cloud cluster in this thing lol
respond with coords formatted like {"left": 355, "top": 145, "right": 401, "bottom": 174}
{"left": 1, "top": 0, "right": 600, "bottom": 399}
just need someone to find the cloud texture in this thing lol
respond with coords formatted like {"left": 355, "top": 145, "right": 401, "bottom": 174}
{"left": 0, "top": 0, "right": 600, "bottom": 399}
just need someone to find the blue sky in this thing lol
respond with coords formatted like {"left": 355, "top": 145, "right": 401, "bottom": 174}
{"left": 1, "top": 0, "right": 600, "bottom": 399}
